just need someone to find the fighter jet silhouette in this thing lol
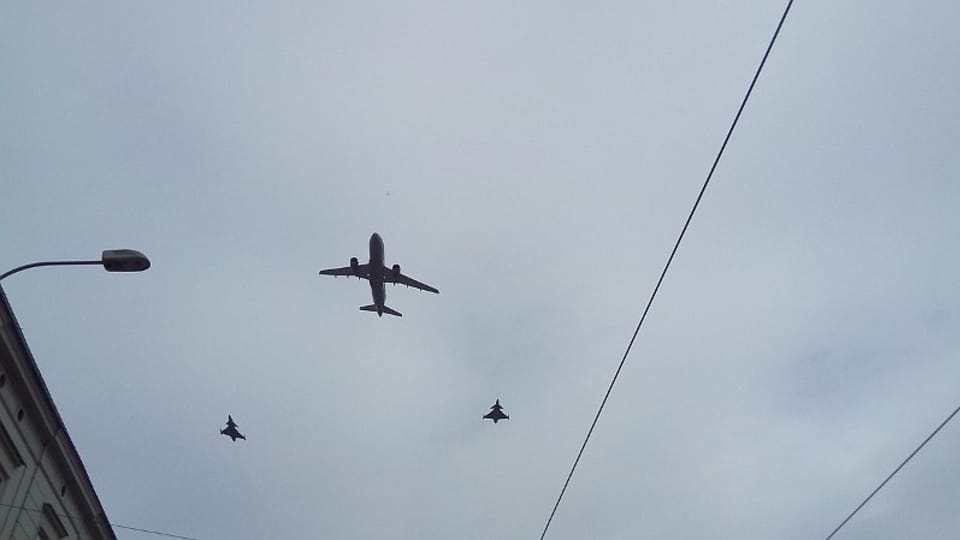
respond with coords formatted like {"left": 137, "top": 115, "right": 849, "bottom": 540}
{"left": 220, "top": 415, "right": 246, "bottom": 442}
{"left": 483, "top": 400, "right": 509, "bottom": 423}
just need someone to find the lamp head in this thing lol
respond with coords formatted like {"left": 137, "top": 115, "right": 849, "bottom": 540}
{"left": 101, "top": 250, "right": 151, "bottom": 272}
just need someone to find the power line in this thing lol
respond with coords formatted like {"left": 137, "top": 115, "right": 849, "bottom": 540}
{"left": 823, "top": 400, "right": 960, "bottom": 540}
{"left": 0, "top": 502, "right": 199, "bottom": 540}
{"left": 537, "top": 1, "right": 796, "bottom": 538}
{"left": 111, "top": 522, "right": 200, "bottom": 540}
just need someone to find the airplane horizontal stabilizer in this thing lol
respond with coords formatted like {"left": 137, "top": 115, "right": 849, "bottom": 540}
{"left": 359, "top": 304, "right": 403, "bottom": 317}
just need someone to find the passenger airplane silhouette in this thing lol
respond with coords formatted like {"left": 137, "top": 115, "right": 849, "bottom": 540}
{"left": 319, "top": 232, "right": 439, "bottom": 317}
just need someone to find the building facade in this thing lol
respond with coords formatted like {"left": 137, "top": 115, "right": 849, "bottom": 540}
{"left": 0, "top": 287, "right": 115, "bottom": 539}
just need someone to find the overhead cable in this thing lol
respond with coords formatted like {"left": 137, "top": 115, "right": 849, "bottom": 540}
{"left": 0, "top": 502, "right": 200, "bottom": 540}
{"left": 538, "top": 1, "right": 796, "bottom": 538}
{"left": 823, "top": 400, "right": 960, "bottom": 539}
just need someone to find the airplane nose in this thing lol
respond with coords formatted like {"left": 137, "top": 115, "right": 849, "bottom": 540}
{"left": 370, "top": 232, "right": 384, "bottom": 250}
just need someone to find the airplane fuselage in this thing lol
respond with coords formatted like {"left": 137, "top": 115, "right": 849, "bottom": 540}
{"left": 368, "top": 233, "right": 386, "bottom": 315}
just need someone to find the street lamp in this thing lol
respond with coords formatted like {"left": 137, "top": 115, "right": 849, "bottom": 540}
{"left": 0, "top": 250, "right": 151, "bottom": 282}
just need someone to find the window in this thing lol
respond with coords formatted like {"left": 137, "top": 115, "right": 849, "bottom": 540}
{"left": 0, "top": 420, "right": 24, "bottom": 467}
{"left": 0, "top": 460, "right": 8, "bottom": 494}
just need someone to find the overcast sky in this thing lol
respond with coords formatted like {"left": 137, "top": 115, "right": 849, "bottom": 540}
{"left": 2, "top": 1, "right": 960, "bottom": 539}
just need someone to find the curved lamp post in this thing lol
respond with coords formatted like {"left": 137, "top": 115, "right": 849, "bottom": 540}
{"left": 0, "top": 250, "right": 151, "bottom": 282}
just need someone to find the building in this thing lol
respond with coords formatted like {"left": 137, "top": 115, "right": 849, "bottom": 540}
{"left": 0, "top": 286, "right": 115, "bottom": 539}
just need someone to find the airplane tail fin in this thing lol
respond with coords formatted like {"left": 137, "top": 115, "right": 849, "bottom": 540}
{"left": 359, "top": 304, "right": 403, "bottom": 317}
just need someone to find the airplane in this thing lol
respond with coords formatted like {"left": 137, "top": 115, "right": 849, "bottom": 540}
{"left": 318, "top": 232, "right": 439, "bottom": 317}
{"left": 483, "top": 399, "right": 509, "bottom": 423}
{"left": 220, "top": 415, "right": 246, "bottom": 442}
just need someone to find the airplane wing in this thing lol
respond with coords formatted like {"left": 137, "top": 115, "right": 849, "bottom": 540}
{"left": 383, "top": 267, "right": 439, "bottom": 294}
{"left": 319, "top": 264, "right": 369, "bottom": 279}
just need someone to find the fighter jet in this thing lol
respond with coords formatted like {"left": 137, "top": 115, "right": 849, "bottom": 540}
{"left": 483, "top": 399, "right": 509, "bottom": 423}
{"left": 220, "top": 415, "right": 246, "bottom": 442}
{"left": 319, "top": 232, "right": 439, "bottom": 317}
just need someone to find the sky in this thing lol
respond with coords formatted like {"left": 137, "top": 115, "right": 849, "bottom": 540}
{"left": 2, "top": 1, "right": 960, "bottom": 538}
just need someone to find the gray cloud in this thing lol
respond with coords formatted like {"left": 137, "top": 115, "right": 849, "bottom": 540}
{"left": 2, "top": 1, "right": 959, "bottom": 538}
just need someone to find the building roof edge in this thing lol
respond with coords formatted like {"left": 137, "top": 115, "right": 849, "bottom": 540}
{"left": 0, "top": 285, "right": 117, "bottom": 540}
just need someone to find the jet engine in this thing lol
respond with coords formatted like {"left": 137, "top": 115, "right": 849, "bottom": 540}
{"left": 392, "top": 264, "right": 401, "bottom": 279}
{"left": 350, "top": 257, "right": 359, "bottom": 275}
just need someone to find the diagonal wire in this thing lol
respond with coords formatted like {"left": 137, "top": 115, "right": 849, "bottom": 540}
{"left": 0, "top": 502, "right": 200, "bottom": 540}
{"left": 538, "top": 1, "right": 795, "bottom": 538}
{"left": 111, "top": 522, "right": 201, "bottom": 540}
{"left": 823, "top": 400, "right": 960, "bottom": 540}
